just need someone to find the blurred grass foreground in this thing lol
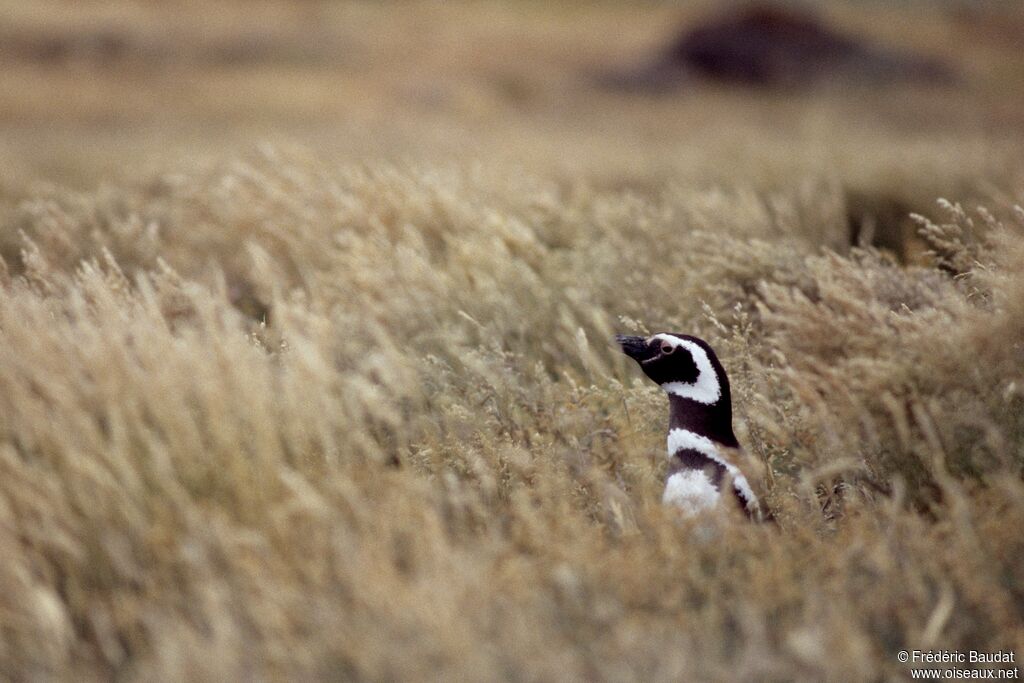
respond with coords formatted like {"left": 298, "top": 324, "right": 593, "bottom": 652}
{"left": 1, "top": 1, "right": 1024, "bottom": 680}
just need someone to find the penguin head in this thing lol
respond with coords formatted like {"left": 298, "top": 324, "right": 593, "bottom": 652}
{"left": 615, "top": 333, "right": 727, "bottom": 405}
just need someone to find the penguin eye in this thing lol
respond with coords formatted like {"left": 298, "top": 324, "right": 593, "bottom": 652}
{"left": 660, "top": 343, "right": 675, "bottom": 355}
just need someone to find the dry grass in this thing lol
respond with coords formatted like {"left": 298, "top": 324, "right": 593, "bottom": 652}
{"left": 1, "top": 1, "right": 1024, "bottom": 681}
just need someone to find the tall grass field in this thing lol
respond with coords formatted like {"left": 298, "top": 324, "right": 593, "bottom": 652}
{"left": 1, "top": 1, "right": 1023, "bottom": 680}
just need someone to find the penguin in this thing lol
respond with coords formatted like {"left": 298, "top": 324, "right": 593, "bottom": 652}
{"left": 616, "top": 333, "right": 767, "bottom": 520}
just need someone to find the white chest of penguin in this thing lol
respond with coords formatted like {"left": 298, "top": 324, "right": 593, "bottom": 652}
{"left": 662, "top": 468, "right": 722, "bottom": 514}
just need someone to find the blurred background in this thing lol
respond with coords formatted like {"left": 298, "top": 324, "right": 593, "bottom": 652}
{"left": 2, "top": 0, "right": 1022, "bottom": 209}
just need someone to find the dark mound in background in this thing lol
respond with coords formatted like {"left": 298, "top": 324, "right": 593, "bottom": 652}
{"left": 610, "top": 3, "right": 953, "bottom": 90}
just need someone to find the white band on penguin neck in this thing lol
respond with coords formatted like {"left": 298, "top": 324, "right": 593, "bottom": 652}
{"left": 667, "top": 428, "right": 758, "bottom": 513}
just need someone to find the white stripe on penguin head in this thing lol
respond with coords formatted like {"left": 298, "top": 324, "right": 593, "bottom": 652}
{"left": 650, "top": 334, "right": 722, "bottom": 405}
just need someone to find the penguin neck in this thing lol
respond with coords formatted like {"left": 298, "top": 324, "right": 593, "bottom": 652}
{"left": 667, "top": 393, "right": 739, "bottom": 449}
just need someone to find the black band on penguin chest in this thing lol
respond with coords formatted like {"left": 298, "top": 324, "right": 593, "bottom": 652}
{"left": 668, "top": 448, "right": 726, "bottom": 488}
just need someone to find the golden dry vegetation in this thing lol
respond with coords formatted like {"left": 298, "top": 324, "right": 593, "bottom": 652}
{"left": 1, "top": 1, "right": 1024, "bottom": 680}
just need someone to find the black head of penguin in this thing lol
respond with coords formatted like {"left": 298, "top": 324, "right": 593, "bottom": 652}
{"left": 615, "top": 333, "right": 703, "bottom": 386}
{"left": 616, "top": 333, "right": 738, "bottom": 447}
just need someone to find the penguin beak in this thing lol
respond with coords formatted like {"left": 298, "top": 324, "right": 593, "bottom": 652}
{"left": 615, "top": 335, "right": 654, "bottom": 362}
